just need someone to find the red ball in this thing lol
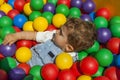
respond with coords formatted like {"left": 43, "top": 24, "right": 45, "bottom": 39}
{"left": 0, "top": 69, "right": 8, "bottom": 80}
{"left": 26, "top": 0, "right": 30, "bottom": 3}
{"left": 70, "top": 62, "right": 81, "bottom": 78}
{"left": 80, "top": 56, "right": 99, "bottom": 75}
{"left": 41, "top": 63, "right": 59, "bottom": 80}
{"left": 16, "top": 40, "right": 33, "bottom": 48}
{"left": 0, "top": 53, "right": 4, "bottom": 60}
{"left": 57, "top": 0, "right": 70, "bottom": 8}
{"left": 104, "top": 66, "right": 117, "bottom": 80}
{"left": 58, "top": 69, "right": 76, "bottom": 80}
{"left": 94, "top": 76, "right": 110, "bottom": 80}
{"left": 13, "top": 26, "right": 21, "bottom": 32}
{"left": 17, "top": 63, "right": 31, "bottom": 75}
{"left": 96, "top": 8, "right": 111, "bottom": 20}
{"left": 14, "top": 0, "right": 26, "bottom": 12}
{"left": 4, "top": 0, "right": 8, "bottom": 2}
{"left": 7, "top": 9, "right": 20, "bottom": 19}
{"left": 46, "top": 25, "right": 57, "bottom": 31}
{"left": 106, "top": 38, "right": 120, "bottom": 54}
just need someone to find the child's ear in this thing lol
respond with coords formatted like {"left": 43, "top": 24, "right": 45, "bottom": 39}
{"left": 65, "top": 44, "right": 74, "bottom": 52}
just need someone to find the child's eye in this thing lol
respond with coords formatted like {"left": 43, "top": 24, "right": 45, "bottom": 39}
{"left": 59, "top": 29, "right": 63, "bottom": 36}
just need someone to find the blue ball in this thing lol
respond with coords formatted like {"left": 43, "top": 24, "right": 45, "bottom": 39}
{"left": 13, "top": 14, "right": 28, "bottom": 28}
{"left": 80, "top": 14, "right": 92, "bottom": 21}
{"left": 115, "top": 54, "right": 120, "bottom": 67}
{"left": 8, "top": 0, "right": 15, "bottom": 8}
{"left": 43, "top": 3, "right": 55, "bottom": 14}
{"left": 71, "top": 0, "right": 83, "bottom": 8}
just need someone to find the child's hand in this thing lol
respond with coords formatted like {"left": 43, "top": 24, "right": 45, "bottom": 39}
{"left": 2, "top": 34, "right": 18, "bottom": 46}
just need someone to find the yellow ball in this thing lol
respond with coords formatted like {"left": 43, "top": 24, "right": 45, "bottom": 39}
{"left": 23, "top": 3, "right": 32, "bottom": 16}
{"left": 43, "top": 0, "right": 47, "bottom": 4}
{"left": 55, "top": 52, "right": 73, "bottom": 70}
{"left": 0, "top": 3, "right": 12, "bottom": 14}
{"left": 15, "top": 47, "right": 32, "bottom": 63}
{"left": 77, "top": 75, "right": 92, "bottom": 80}
{"left": 52, "top": 13, "right": 66, "bottom": 28}
{"left": 23, "top": 21, "right": 34, "bottom": 31}
{"left": 0, "top": 0, "right": 4, "bottom": 6}
{"left": 33, "top": 17, "right": 48, "bottom": 31}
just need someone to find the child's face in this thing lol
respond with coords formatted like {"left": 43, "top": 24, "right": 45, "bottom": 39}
{"left": 52, "top": 26, "right": 68, "bottom": 51}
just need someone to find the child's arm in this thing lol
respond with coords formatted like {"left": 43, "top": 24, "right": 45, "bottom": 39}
{"left": 3, "top": 31, "right": 36, "bottom": 46}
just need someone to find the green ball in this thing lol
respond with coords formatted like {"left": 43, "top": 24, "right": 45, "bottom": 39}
{"left": 95, "top": 48, "right": 113, "bottom": 67}
{"left": 109, "top": 16, "right": 120, "bottom": 25}
{"left": 48, "top": 0, "right": 58, "bottom": 6}
{"left": 78, "top": 51, "right": 88, "bottom": 61}
{"left": 0, "top": 38, "right": 3, "bottom": 44}
{"left": 0, "top": 57, "right": 17, "bottom": 72}
{"left": 69, "top": 7, "right": 81, "bottom": 18}
{"left": 94, "top": 17, "right": 108, "bottom": 29}
{"left": 110, "top": 24, "right": 120, "bottom": 38}
{"left": 29, "top": 65, "right": 42, "bottom": 80}
{"left": 0, "top": 16, "right": 13, "bottom": 28}
{"left": 30, "top": 0, "right": 44, "bottom": 10}
{"left": 85, "top": 41, "right": 100, "bottom": 54}
{"left": 24, "top": 75, "right": 38, "bottom": 80}
{"left": 0, "top": 26, "right": 15, "bottom": 40}
{"left": 42, "top": 12, "right": 53, "bottom": 24}
{"left": 56, "top": 4, "right": 69, "bottom": 16}
{"left": 29, "top": 11, "right": 41, "bottom": 21}
{"left": 92, "top": 66, "right": 104, "bottom": 77}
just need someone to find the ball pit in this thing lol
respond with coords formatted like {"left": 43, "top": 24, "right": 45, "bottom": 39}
{"left": 0, "top": 0, "right": 120, "bottom": 80}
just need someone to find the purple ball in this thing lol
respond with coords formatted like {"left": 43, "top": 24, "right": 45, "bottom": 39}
{"left": 43, "top": 3, "right": 55, "bottom": 14}
{"left": 97, "top": 28, "right": 111, "bottom": 43}
{"left": 80, "top": 14, "right": 92, "bottom": 21}
{"left": 71, "top": 0, "right": 83, "bottom": 8}
{"left": 0, "top": 44, "right": 16, "bottom": 57}
{"left": 8, "top": 67, "right": 26, "bottom": 80}
{"left": 0, "top": 10, "right": 6, "bottom": 18}
{"left": 82, "top": 0, "right": 96, "bottom": 13}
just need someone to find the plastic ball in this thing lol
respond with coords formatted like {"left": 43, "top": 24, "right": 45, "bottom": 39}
{"left": 82, "top": 0, "right": 96, "bottom": 13}
{"left": 15, "top": 47, "right": 32, "bottom": 63}
{"left": 23, "top": 21, "right": 34, "bottom": 31}
{"left": 33, "top": 17, "right": 48, "bottom": 31}
{"left": 48, "top": 0, "right": 58, "bottom": 6}
{"left": 106, "top": 37, "right": 120, "bottom": 54}
{"left": 13, "top": 14, "right": 28, "bottom": 28}
{"left": 110, "top": 24, "right": 120, "bottom": 38}
{"left": 23, "top": 3, "right": 32, "bottom": 16}
{"left": 16, "top": 40, "right": 33, "bottom": 48}
{"left": 104, "top": 66, "right": 117, "bottom": 80}
{"left": 13, "top": 26, "right": 21, "bottom": 32}
{"left": 0, "top": 0, "right": 4, "bottom": 6}
{"left": 57, "top": 0, "right": 70, "bottom": 8}
{"left": 7, "top": 9, "right": 20, "bottom": 19}
{"left": 8, "top": 0, "right": 15, "bottom": 8}
{"left": 109, "top": 16, "right": 120, "bottom": 25}
{"left": 0, "top": 38, "right": 3, "bottom": 44}
{"left": 94, "top": 76, "right": 110, "bottom": 80}
{"left": 0, "top": 10, "right": 6, "bottom": 18}
{"left": 77, "top": 75, "right": 91, "bottom": 80}
{"left": 0, "top": 26, "right": 15, "bottom": 40}
{"left": 96, "top": 8, "right": 111, "bottom": 20}
{"left": 29, "top": 11, "right": 41, "bottom": 21}
{"left": 97, "top": 28, "right": 111, "bottom": 43}
{"left": 58, "top": 69, "right": 76, "bottom": 80}
{"left": 8, "top": 67, "right": 26, "bottom": 80}
{"left": 80, "top": 56, "right": 99, "bottom": 76}
{"left": 14, "top": 0, "right": 26, "bottom": 12}
{"left": 18, "top": 63, "right": 31, "bottom": 75}
{"left": 85, "top": 41, "right": 100, "bottom": 54}
{"left": 55, "top": 52, "right": 73, "bottom": 70}
{"left": 115, "top": 54, "right": 120, "bottom": 67}
{"left": 0, "top": 16, "right": 13, "bottom": 28}
{"left": 43, "top": 3, "right": 55, "bottom": 14}
{"left": 41, "top": 63, "right": 59, "bottom": 80}
{"left": 52, "top": 13, "right": 66, "bottom": 28}
{"left": 30, "top": 0, "right": 44, "bottom": 11}
{"left": 0, "top": 44, "right": 16, "bottom": 57}
{"left": 0, "top": 57, "right": 17, "bottom": 72}
{"left": 95, "top": 48, "right": 113, "bottom": 67}
{"left": 69, "top": 7, "right": 81, "bottom": 18}
{"left": 92, "top": 66, "right": 104, "bottom": 77}
{"left": 94, "top": 16, "right": 108, "bottom": 29}
{"left": 23, "top": 75, "right": 38, "bottom": 80}
{"left": 0, "top": 69, "right": 8, "bottom": 80}
{"left": 46, "top": 24, "right": 57, "bottom": 31}
{"left": 42, "top": 12, "right": 53, "bottom": 24}
{"left": 80, "top": 14, "right": 92, "bottom": 21}
{"left": 29, "top": 65, "right": 42, "bottom": 80}
{"left": 56, "top": 4, "right": 69, "bottom": 16}
{"left": 71, "top": 0, "right": 82, "bottom": 8}
{"left": 0, "top": 3, "right": 13, "bottom": 14}
{"left": 78, "top": 51, "right": 88, "bottom": 61}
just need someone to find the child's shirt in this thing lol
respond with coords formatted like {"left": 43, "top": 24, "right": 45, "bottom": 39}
{"left": 28, "top": 30, "right": 78, "bottom": 67}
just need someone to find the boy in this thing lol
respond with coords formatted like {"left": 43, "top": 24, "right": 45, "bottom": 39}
{"left": 3, "top": 18, "right": 96, "bottom": 66}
